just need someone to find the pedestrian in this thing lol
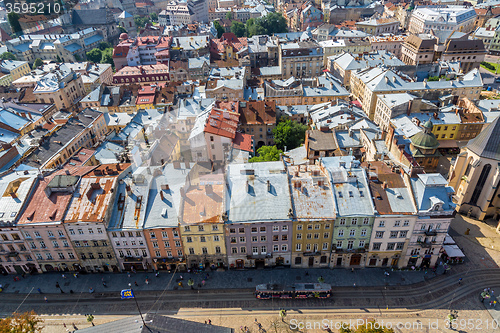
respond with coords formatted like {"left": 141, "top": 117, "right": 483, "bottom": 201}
{"left": 56, "top": 282, "right": 60, "bottom": 288}
{"left": 145, "top": 279, "right": 149, "bottom": 285}
{"left": 70, "top": 290, "right": 74, "bottom": 294}
{"left": 384, "top": 272, "right": 390, "bottom": 277}
{"left": 351, "top": 268, "right": 354, "bottom": 273}
{"left": 134, "top": 281, "right": 138, "bottom": 287}
{"left": 63, "top": 323, "right": 67, "bottom": 328}
{"left": 492, "top": 290, "right": 495, "bottom": 296}
{"left": 178, "top": 281, "right": 183, "bottom": 288}
{"left": 89, "top": 287, "right": 94, "bottom": 294}
{"left": 494, "top": 301, "right": 498, "bottom": 308}
{"left": 102, "top": 281, "right": 106, "bottom": 287}
{"left": 180, "top": 275, "right": 183, "bottom": 280}
{"left": 128, "top": 272, "right": 131, "bottom": 278}
{"left": 458, "top": 277, "right": 462, "bottom": 285}
{"left": 205, "top": 273, "right": 209, "bottom": 280}
{"left": 353, "top": 283, "right": 356, "bottom": 287}
{"left": 202, "top": 280, "right": 205, "bottom": 286}
{"left": 155, "top": 272, "right": 159, "bottom": 277}
{"left": 62, "top": 274, "right": 66, "bottom": 279}
{"left": 208, "top": 319, "right": 211, "bottom": 325}
{"left": 44, "top": 296, "right": 47, "bottom": 303}
{"left": 72, "top": 323, "right": 77, "bottom": 330}
{"left": 37, "top": 288, "right": 42, "bottom": 294}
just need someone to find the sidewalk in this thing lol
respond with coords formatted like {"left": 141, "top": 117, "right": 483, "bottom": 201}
{"left": 0, "top": 266, "right": 440, "bottom": 295}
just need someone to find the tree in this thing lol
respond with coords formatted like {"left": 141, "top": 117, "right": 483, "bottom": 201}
{"left": 249, "top": 145, "right": 283, "bottom": 162}
{"left": 231, "top": 21, "right": 246, "bottom": 37}
{"left": 101, "top": 48, "right": 114, "bottom": 68}
{"left": 0, "top": 52, "right": 16, "bottom": 60}
{"left": 214, "top": 20, "right": 225, "bottom": 38}
{"left": 98, "top": 42, "right": 112, "bottom": 51}
{"left": 8, "top": 12, "right": 22, "bottom": 33}
{"left": 0, "top": 311, "right": 44, "bottom": 333}
{"left": 272, "top": 119, "right": 308, "bottom": 151}
{"left": 339, "top": 320, "right": 394, "bottom": 333}
{"left": 118, "top": 26, "right": 127, "bottom": 34}
{"left": 86, "top": 48, "right": 102, "bottom": 63}
{"left": 74, "top": 54, "right": 82, "bottom": 61}
{"left": 149, "top": 12, "right": 158, "bottom": 22}
{"left": 226, "top": 11, "right": 233, "bottom": 20}
{"left": 134, "top": 15, "right": 151, "bottom": 29}
{"left": 262, "top": 12, "right": 287, "bottom": 34}
{"left": 32, "top": 58, "right": 43, "bottom": 69}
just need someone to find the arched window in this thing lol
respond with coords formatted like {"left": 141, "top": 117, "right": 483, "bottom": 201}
{"left": 470, "top": 164, "right": 491, "bottom": 206}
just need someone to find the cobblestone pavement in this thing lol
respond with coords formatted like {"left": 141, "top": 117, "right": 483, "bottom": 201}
{"left": 0, "top": 266, "right": 435, "bottom": 295}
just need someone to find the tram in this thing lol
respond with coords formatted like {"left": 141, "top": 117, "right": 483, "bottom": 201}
{"left": 255, "top": 283, "right": 332, "bottom": 299}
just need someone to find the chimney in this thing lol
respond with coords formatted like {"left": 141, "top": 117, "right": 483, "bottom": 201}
{"left": 160, "top": 191, "right": 164, "bottom": 200}
{"left": 126, "top": 185, "right": 131, "bottom": 194}
{"left": 267, "top": 180, "right": 271, "bottom": 192}
{"left": 205, "top": 184, "right": 213, "bottom": 195}
{"left": 180, "top": 187, "right": 185, "bottom": 197}
{"left": 383, "top": 181, "right": 388, "bottom": 189}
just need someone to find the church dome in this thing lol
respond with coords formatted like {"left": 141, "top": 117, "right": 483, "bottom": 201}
{"left": 411, "top": 130, "right": 439, "bottom": 150}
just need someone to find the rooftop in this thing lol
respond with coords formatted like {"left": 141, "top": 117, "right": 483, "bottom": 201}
{"left": 182, "top": 175, "right": 224, "bottom": 225}
{"left": 226, "top": 161, "right": 292, "bottom": 223}
{"left": 0, "top": 170, "right": 38, "bottom": 225}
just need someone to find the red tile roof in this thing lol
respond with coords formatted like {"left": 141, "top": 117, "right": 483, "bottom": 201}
{"left": 138, "top": 85, "right": 157, "bottom": 95}
{"left": 204, "top": 101, "right": 240, "bottom": 139}
{"left": 210, "top": 33, "right": 247, "bottom": 55}
{"left": 18, "top": 166, "right": 95, "bottom": 224}
{"left": 239, "top": 101, "right": 276, "bottom": 126}
{"left": 232, "top": 132, "right": 253, "bottom": 152}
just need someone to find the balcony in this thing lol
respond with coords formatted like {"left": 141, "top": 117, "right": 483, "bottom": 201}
{"left": 425, "top": 230, "right": 437, "bottom": 236}
{"left": 417, "top": 240, "right": 432, "bottom": 248}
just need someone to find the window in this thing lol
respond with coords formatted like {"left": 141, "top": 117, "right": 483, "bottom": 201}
{"left": 282, "top": 225, "right": 288, "bottom": 231}
{"left": 351, "top": 218, "right": 357, "bottom": 225}
{"left": 273, "top": 245, "right": 279, "bottom": 252}
{"left": 360, "top": 229, "right": 367, "bottom": 237}
{"left": 338, "top": 230, "right": 344, "bottom": 237}
{"left": 97, "top": 228, "right": 103, "bottom": 234}
{"left": 198, "top": 226, "right": 204, "bottom": 232}
{"left": 52, "top": 241, "right": 59, "bottom": 248}
{"left": 375, "top": 231, "right": 384, "bottom": 238}
{"left": 232, "top": 247, "right": 238, "bottom": 254}
{"left": 394, "top": 220, "right": 400, "bottom": 227}
{"left": 88, "top": 228, "right": 94, "bottom": 234}
{"left": 186, "top": 237, "right": 192, "bottom": 243}
{"left": 213, "top": 235, "right": 220, "bottom": 241}
{"left": 325, "top": 224, "right": 330, "bottom": 229}
{"left": 252, "top": 246, "right": 259, "bottom": 254}
{"left": 421, "top": 224, "right": 426, "bottom": 230}
{"left": 399, "top": 231, "right": 408, "bottom": 238}
{"left": 83, "top": 241, "right": 90, "bottom": 247}
{"left": 153, "top": 242, "right": 159, "bottom": 248}
{"left": 112, "top": 232, "right": 117, "bottom": 237}
{"left": 396, "top": 242, "right": 405, "bottom": 250}
{"left": 260, "top": 227, "right": 266, "bottom": 232}
{"left": 164, "top": 241, "right": 170, "bottom": 248}
{"left": 295, "top": 243, "right": 301, "bottom": 251}
{"left": 296, "top": 233, "right": 302, "bottom": 240}
{"left": 172, "top": 231, "right": 178, "bottom": 237}
{"left": 390, "top": 231, "right": 398, "bottom": 238}
{"left": 240, "top": 247, "right": 246, "bottom": 253}
{"left": 273, "top": 226, "right": 279, "bottom": 232}
{"left": 347, "top": 240, "right": 354, "bottom": 250}
{"left": 29, "top": 242, "right": 36, "bottom": 249}
{"left": 215, "top": 246, "right": 221, "bottom": 254}
{"left": 251, "top": 227, "right": 257, "bottom": 233}
{"left": 349, "top": 229, "right": 355, "bottom": 237}
{"left": 403, "top": 220, "right": 410, "bottom": 227}
{"left": 78, "top": 229, "right": 84, "bottom": 235}
{"left": 363, "top": 218, "right": 369, "bottom": 225}
{"left": 162, "top": 232, "right": 169, "bottom": 238}
{"left": 175, "top": 241, "right": 181, "bottom": 247}
{"left": 339, "top": 218, "right": 346, "bottom": 225}
{"left": 359, "top": 240, "right": 365, "bottom": 248}
{"left": 314, "top": 224, "right": 320, "bottom": 230}
{"left": 229, "top": 228, "right": 236, "bottom": 234}
{"left": 200, "top": 236, "right": 206, "bottom": 242}
{"left": 378, "top": 221, "right": 385, "bottom": 227}
{"left": 252, "top": 236, "right": 258, "bottom": 242}
{"left": 323, "top": 232, "right": 329, "bottom": 238}
{"left": 184, "top": 226, "right": 190, "bottom": 232}
{"left": 387, "top": 243, "right": 395, "bottom": 250}
{"left": 306, "top": 233, "right": 312, "bottom": 239}
{"left": 150, "top": 232, "right": 156, "bottom": 239}
{"left": 306, "top": 244, "right": 311, "bottom": 251}
{"left": 212, "top": 225, "right": 218, "bottom": 231}
{"left": 372, "top": 243, "right": 381, "bottom": 250}
{"left": 36, "top": 254, "right": 43, "bottom": 261}
{"left": 297, "top": 225, "right": 302, "bottom": 231}
{"left": 63, "top": 240, "right": 69, "bottom": 247}
{"left": 24, "top": 232, "right": 31, "bottom": 239}
{"left": 189, "top": 248, "right": 195, "bottom": 255}
{"left": 260, "top": 236, "right": 266, "bottom": 242}
{"left": 40, "top": 241, "right": 46, "bottom": 248}
{"left": 155, "top": 251, "right": 161, "bottom": 257}
{"left": 34, "top": 231, "right": 41, "bottom": 238}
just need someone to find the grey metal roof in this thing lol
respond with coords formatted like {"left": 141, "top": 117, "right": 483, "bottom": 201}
{"left": 226, "top": 161, "right": 292, "bottom": 223}
{"left": 467, "top": 115, "right": 500, "bottom": 161}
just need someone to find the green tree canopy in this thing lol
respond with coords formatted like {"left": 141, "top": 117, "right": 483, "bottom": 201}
{"left": 134, "top": 15, "right": 151, "bottom": 28}
{"left": 249, "top": 145, "right": 283, "bottom": 162}
{"left": 149, "top": 12, "right": 158, "bottom": 22}
{"left": 32, "top": 58, "right": 43, "bottom": 69}
{"left": 226, "top": 11, "right": 233, "bottom": 20}
{"left": 0, "top": 52, "right": 16, "bottom": 60}
{"left": 231, "top": 21, "right": 246, "bottom": 37}
{"left": 8, "top": 12, "right": 22, "bottom": 33}
{"left": 86, "top": 48, "right": 102, "bottom": 63}
{"left": 214, "top": 20, "right": 225, "bottom": 38}
{"left": 245, "top": 12, "right": 287, "bottom": 37}
{"left": 272, "top": 119, "right": 308, "bottom": 151}
{"left": 118, "top": 26, "right": 127, "bottom": 34}
{"left": 101, "top": 48, "right": 114, "bottom": 68}
{"left": 98, "top": 42, "right": 112, "bottom": 51}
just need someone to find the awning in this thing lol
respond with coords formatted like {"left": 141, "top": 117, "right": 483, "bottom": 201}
{"left": 444, "top": 234, "right": 455, "bottom": 245}
{"left": 437, "top": 140, "right": 458, "bottom": 149}
{"left": 443, "top": 245, "right": 465, "bottom": 258}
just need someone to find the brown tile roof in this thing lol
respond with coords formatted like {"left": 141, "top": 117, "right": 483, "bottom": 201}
{"left": 239, "top": 100, "right": 276, "bottom": 126}
{"left": 204, "top": 101, "right": 240, "bottom": 139}
{"left": 182, "top": 183, "right": 224, "bottom": 224}
{"left": 210, "top": 33, "right": 247, "bottom": 55}
{"left": 232, "top": 132, "right": 253, "bottom": 152}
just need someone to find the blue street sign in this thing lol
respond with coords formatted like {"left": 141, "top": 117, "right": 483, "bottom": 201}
{"left": 121, "top": 289, "right": 135, "bottom": 299}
